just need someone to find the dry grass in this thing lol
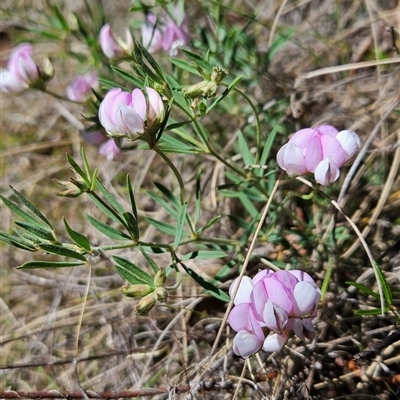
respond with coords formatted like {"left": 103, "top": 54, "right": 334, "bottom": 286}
{"left": 1, "top": 0, "right": 400, "bottom": 399}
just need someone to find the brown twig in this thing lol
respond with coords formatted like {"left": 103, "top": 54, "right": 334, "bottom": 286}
{"left": 0, "top": 389, "right": 168, "bottom": 399}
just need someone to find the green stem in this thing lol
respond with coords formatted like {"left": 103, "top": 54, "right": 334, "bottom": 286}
{"left": 41, "top": 88, "right": 82, "bottom": 103}
{"left": 152, "top": 144, "right": 185, "bottom": 204}
{"left": 232, "top": 86, "right": 262, "bottom": 165}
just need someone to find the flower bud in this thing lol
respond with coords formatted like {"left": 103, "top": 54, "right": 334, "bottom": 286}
{"left": 66, "top": 73, "right": 98, "bottom": 102}
{"left": 154, "top": 287, "right": 168, "bottom": 303}
{"left": 135, "top": 292, "right": 157, "bottom": 315}
{"left": 41, "top": 58, "right": 54, "bottom": 82}
{"left": 98, "top": 138, "right": 121, "bottom": 161}
{"left": 182, "top": 80, "right": 218, "bottom": 99}
{"left": 121, "top": 284, "right": 154, "bottom": 298}
{"left": 0, "top": 43, "right": 39, "bottom": 93}
{"left": 153, "top": 268, "right": 166, "bottom": 288}
{"left": 53, "top": 177, "right": 89, "bottom": 198}
{"left": 99, "top": 24, "right": 133, "bottom": 60}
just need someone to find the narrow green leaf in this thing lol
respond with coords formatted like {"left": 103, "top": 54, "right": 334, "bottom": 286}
{"left": 139, "top": 245, "right": 159, "bottom": 273}
{"left": 374, "top": 262, "right": 393, "bottom": 306}
{"left": 154, "top": 181, "right": 181, "bottom": 209}
{"left": 164, "top": 74, "right": 188, "bottom": 111}
{"left": 52, "top": 3, "right": 69, "bottom": 31}
{"left": 135, "top": 40, "right": 165, "bottom": 83}
{"left": 147, "top": 191, "right": 179, "bottom": 219}
{"left": 145, "top": 217, "right": 176, "bottom": 236}
{"left": 345, "top": 281, "right": 380, "bottom": 300}
{"left": 0, "top": 194, "right": 44, "bottom": 227}
{"left": 111, "top": 66, "right": 144, "bottom": 88}
{"left": 157, "top": 135, "right": 202, "bottom": 154}
{"left": 98, "top": 78, "right": 130, "bottom": 92}
{"left": 170, "top": 58, "right": 201, "bottom": 76}
{"left": 9, "top": 186, "right": 52, "bottom": 229}
{"left": 179, "top": 262, "right": 230, "bottom": 303}
{"left": 238, "top": 130, "right": 254, "bottom": 166}
{"left": 126, "top": 174, "right": 138, "bottom": 221}
{"left": 123, "top": 212, "right": 139, "bottom": 240}
{"left": 174, "top": 203, "right": 187, "bottom": 249}
{"left": 194, "top": 170, "right": 201, "bottom": 225}
{"left": 113, "top": 255, "right": 154, "bottom": 285}
{"left": 66, "top": 154, "right": 90, "bottom": 184}
{"left": 207, "top": 77, "right": 244, "bottom": 113}
{"left": 64, "top": 218, "right": 91, "bottom": 251}
{"left": 15, "top": 221, "right": 55, "bottom": 242}
{"left": 16, "top": 261, "right": 85, "bottom": 269}
{"left": 95, "top": 179, "right": 126, "bottom": 215}
{"left": 86, "top": 215, "right": 131, "bottom": 240}
{"left": 0, "top": 232, "right": 37, "bottom": 251}
{"left": 258, "top": 125, "right": 279, "bottom": 175}
{"left": 181, "top": 250, "right": 227, "bottom": 260}
{"left": 197, "top": 215, "right": 222, "bottom": 235}
{"left": 354, "top": 307, "right": 390, "bottom": 316}
{"left": 87, "top": 193, "right": 127, "bottom": 227}
{"left": 179, "top": 48, "right": 213, "bottom": 75}
{"left": 39, "top": 244, "right": 87, "bottom": 261}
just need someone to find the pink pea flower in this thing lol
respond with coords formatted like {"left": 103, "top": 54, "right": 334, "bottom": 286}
{"left": 276, "top": 125, "right": 361, "bottom": 185}
{"left": 99, "top": 138, "right": 121, "bottom": 161}
{"left": 141, "top": 11, "right": 190, "bottom": 56}
{"left": 228, "top": 269, "right": 321, "bottom": 358}
{"left": 99, "top": 24, "right": 134, "bottom": 60}
{"left": 0, "top": 43, "right": 39, "bottom": 93}
{"left": 66, "top": 73, "right": 98, "bottom": 102}
{"left": 98, "top": 87, "right": 165, "bottom": 141}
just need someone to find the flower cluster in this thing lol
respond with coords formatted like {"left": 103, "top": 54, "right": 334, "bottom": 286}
{"left": 141, "top": 11, "right": 190, "bottom": 56}
{"left": 276, "top": 125, "right": 361, "bottom": 185}
{"left": 0, "top": 43, "right": 40, "bottom": 93}
{"left": 99, "top": 24, "right": 134, "bottom": 60}
{"left": 228, "top": 269, "right": 321, "bottom": 358}
{"left": 98, "top": 87, "right": 165, "bottom": 141}
{"left": 66, "top": 73, "right": 98, "bottom": 102}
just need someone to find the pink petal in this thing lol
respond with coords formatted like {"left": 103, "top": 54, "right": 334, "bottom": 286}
{"left": 253, "top": 269, "right": 275, "bottom": 284}
{"left": 303, "top": 136, "right": 323, "bottom": 172}
{"left": 263, "top": 278, "right": 293, "bottom": 313}
{"left": 262, "top": 299, "right": 279, "bottom": 331}
{"left": 315, "top": 125, "right": 339, "bottom": 137}
{"left": 228, "top": 303, "right": 253, "bottom": 332}
{"left": 319, "top": 135, "right": 347, "bottom": 167}
{"left": 274, "top": 270, "right": 298, "bottom": 291}
{"left": 288, "top": 270, "right": 314, "bottom": 283}
{"left": 289, "top": 128, "right": 317, "bottom": 147}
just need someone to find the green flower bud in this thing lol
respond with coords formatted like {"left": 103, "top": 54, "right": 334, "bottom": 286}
{"left": 210, "top": 67, "right": 227, "bottom": 83}
{"left": 154, "top": 287, "right": 168, "bottom": 303}
{"left": 153, "top": 268, "right": 166, "bottom": 288}
{"left": 121, "top": 284, "right": 154, "bottom": 298}
{"left": 135, "top": 292, "right": 157, "bottom": 315}
{"left": 53, "top": 178, "right": 86, "bottom": 198}
{"left": 182, "top": 80, "right": 218, "bottom": 99}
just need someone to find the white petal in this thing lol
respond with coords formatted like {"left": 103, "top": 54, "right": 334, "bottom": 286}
{"left": 233, "top": 330, "right": 263, "bottom": 358}
{"left": 262, "top": 331, "right": 289, "bottom": 352}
